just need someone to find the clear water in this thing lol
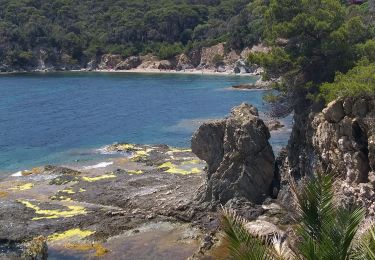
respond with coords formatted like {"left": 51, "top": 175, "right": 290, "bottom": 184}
{"left": 0, "top": 72, "right": 290, "bottom": 175}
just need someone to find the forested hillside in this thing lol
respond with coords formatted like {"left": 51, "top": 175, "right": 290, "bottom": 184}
{"left": 0, "top": 0, "right": 264, "bottom": 70}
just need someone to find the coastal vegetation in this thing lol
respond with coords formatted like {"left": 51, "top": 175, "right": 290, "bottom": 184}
{"left": 221, "top": 173, "right": 375, "bottom": 259}
{"left": 0, "top": 0, "right": 260, "bottom": 68}
{"left": 249, "top": 0, "right": 375, "bottom": 103}
{"left": 320, "top": 62, "right": 375, "bottom": 102}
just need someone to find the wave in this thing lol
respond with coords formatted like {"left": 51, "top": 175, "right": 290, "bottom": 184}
{"left": 83, "top": 161, "right": 113, "bottom": 170}
{"left": 11, "top": 171, "right": 23, "bottom": 177}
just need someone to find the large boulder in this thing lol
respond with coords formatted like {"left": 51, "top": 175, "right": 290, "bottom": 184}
{"left": 137, "top": 55, "right": 161, "bottom": 69}
{"left": 157, "top": 60, "right": 175, "bottom": 70}
{"left": 98, "top": 54, "right": 123, "bottom": 70}
{"left": 191, "top": 103, "right": 275, "bottom": 205}
{"left": 115, "top": 56, "right": 141, "bottom": 70}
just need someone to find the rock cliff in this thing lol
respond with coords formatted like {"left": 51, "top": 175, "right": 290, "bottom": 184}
{"left": 191, "top": 103, "right": 275, "bottom": 206}
{"left": 279, "top": 95, "right": 375, "bottom": 215}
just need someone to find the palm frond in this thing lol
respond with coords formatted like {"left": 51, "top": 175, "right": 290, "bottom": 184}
{"left": 351, "top": 224, "right": 375, "bottom": 260}
{"left": 295, "top": 173, "right": 335, "bottom": 241}
{"left": 318, "top": 207, "right": 365, "bottom": 260}
{"left": 221, "top": 207, "right": 272, "bottom": 260}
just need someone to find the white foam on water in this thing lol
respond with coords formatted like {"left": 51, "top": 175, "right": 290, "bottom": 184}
{"left": 11, "top": 171, "right": 23, "bottom": 177}
{"left": 96, "top": 146, "right": 116, "bottom": 155}
{"left": 83, "top": 161, "right": 113, "bottom": 170}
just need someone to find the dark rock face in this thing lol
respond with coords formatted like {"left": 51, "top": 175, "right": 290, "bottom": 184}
{"left": 191, "top": 103, "right": 275, "bottom": 205}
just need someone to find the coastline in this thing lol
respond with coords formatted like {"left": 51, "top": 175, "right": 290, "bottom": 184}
{"left": 0, "top": 67, "right": 260, "bottom": 77}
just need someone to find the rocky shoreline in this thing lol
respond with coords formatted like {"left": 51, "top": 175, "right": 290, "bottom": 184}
{"left": 0, "top": 104, "right": 290, "bottom": 259}
{"left": 0, "top": 43, "right": 269, "bottom": 77}
{"left": 1, "top": 96, "right": 373, "bottom": 259}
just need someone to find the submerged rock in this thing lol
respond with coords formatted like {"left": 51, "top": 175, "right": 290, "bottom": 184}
{"left": 191, "top": 103, "right": 275, "bottom": 205}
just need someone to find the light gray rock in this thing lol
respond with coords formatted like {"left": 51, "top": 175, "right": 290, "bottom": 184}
{"left": 312, "top": 97, "right": 374, "bottom": 184}
{"left": 280, "top": 95, "right": 375, "bottom": 216}
{"left": 115, "top": 56, "right": 141, "bottom": 70}
{"left": 322, "top": 100, "right": 345, "bottom": 123}
{"left": 176, "top": 54, "right": 194, "bottom": 70}
{"left": 98, "top": 54, "right": 123, "bottom": 70}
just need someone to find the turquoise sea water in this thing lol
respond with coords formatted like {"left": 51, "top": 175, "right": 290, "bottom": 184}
{"left": 0, "top": 72, "right": 291, "bottom": 175}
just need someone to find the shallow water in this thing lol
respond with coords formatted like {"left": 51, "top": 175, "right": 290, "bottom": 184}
{"left": 0, "top": 72, "right": 291, "bottom": 175}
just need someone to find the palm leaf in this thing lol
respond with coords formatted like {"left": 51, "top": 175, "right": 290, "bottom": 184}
{"left": 295, "top": 173, "right": 335, "bottom": 241}
{"left": 318, "top": 207, "right": 365, "bottom": 260}
{"left": 351, "top": 224, "right": 375, "bottom": 260}
{"left": 221, "top": 208, "right": 275, "bottom": 260}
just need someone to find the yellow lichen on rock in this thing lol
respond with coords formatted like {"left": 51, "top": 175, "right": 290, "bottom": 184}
{"left": 81, "top": 173, "right": 116, "bottom": 182}
{"left": 181, "top": 159, "right": 201, "bottom": 165}
{"left": 130, "top": 148, "right": 154, "bottom": 161}
{"left": 79, "top": 188, "right": 86, "bottom": 192}
{"left": 191, "top": 168, "right": 202, "bottom": 174}
{"left": 116, "top": 143, "right": 135, "bottom": 150}
{"left": 9, "top": 183, "right": 34, "bottom": 191}
{"left": 18, "top": 200, "right": 88, "bottom": 220}
{"left": 0, "top": 191, "right": 8, "bottom": 198}
{"left": 127, "top": 170, "right": 143, "bottom": 174}
{"left": 61, "top": 188, "right": 75, "bottom": 194}
{"left": 21, "top": 167, "right": 44, "bottom": 176}
{"left": 64, "top": 242, "right": 109, "bottom": 256}
{"left": 169, "top": 148, "right": 192, "bottom": 153}
{"left": 48, "top": 228, "right": 95, "bottom": 242}
{"left": 158, "top": 162, "right": 202, "bottom": 175}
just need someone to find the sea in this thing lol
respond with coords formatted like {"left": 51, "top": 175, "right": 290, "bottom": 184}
{"left": 0, "top": 72, "right": 292, "bottom": 175}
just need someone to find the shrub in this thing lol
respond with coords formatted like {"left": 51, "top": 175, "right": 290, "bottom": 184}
{"left": 320, "top": 63, "right": 375, "bottom": 103}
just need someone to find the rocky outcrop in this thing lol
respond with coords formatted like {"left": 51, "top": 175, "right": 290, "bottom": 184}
{"left": 198, "top": 43, "right": 225, "bottom": 69}
{"left": 312, "top": 97, "right": 374, "bottom": 183}
{"left": 115, "top": 56, "right": 141, "bottom": 70}
{"left": 98, "top": 54, "right": 123, "bottom": 70}
{"left": 157, "top": 60, "right": 175, "bottom": 70}
{"left": 176, "top": 54, "right": 195, "bottom": 70}
{"left": 137, "top": 54, "right": 162, "bottom": 69}
{"left": 191, "top": 103, "right": 275, "bottom": 205}
{"left": 279, "top": 95, "right": 375, "bottom": 215}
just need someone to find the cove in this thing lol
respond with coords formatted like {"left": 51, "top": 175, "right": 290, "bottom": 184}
{"left": 0, "top": 72, "right": 290, "bottom": 175}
